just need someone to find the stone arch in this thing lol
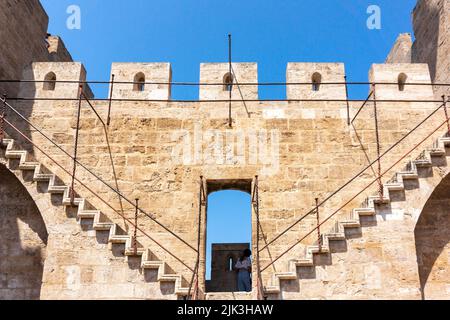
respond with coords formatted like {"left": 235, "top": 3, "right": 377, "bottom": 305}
{"left": 414, "top": 171, "right": 450, "bottom": 300}
{"left": 0, "top": 164, "right": 48, "bottom": 299}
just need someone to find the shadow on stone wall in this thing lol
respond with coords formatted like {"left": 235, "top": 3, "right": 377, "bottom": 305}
{"left": 0, "top": 164, "right": 48, "bottom": 300}
{"left": 412, "top": 0, "right": 440, "bottom": 81}
{"left": 414, "top": 172, "right": 450, "bottom": 300}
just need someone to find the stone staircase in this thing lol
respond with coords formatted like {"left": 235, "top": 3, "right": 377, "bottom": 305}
{"left": 205, "top": 292, "right": 253, "bottom": 300}
{"left": 264, "top": 134, "right": 450, "bottom": 295}
{"left": 0, "top": 137, "right": 190, "bottom": 298}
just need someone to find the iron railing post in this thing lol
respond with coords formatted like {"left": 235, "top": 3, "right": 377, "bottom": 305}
{"left": 188, "top": 176, "right": 205, "bottom": 300}
{"left": 443, "top": 95, "right": 450, "bottom": 135}
{"left": 344, "top": 76, "right": 350, "bottom": 125}
{"left": 315, "top": 197, "right": 321, "bottom": 252}
{"left": 372, "top": 83, "right": 383, "bottom": 199}
{"left": 134, "top": 198, "right": 139, "bottom": 255}
{"left": 107, "top": 74, "right": 115, "bottom": 126}
{"left": 0, "top": 94, "right": 6, "bottom": 143}
{"left": 228, "top": 34, "right": 232, "bottom": 128}
{"left": 252, "top": 175, "right": 266, "bottom": 300}
{"left": 71, "top": 85, "right": 83, "bottom": 205}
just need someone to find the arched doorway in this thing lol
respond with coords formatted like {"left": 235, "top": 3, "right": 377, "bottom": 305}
{"left": 204, "top": 179, "right": 252, "bottom": 293}
{"left": 0, "top": 164, "right": 48, "bottom": 300}
{"left": 414, "top": 172, "right": 450, "bottom": 300}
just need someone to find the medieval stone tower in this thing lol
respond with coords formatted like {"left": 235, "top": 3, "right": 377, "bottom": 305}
{"left": 0, "top": 0, "right": 449, "bottom": 300}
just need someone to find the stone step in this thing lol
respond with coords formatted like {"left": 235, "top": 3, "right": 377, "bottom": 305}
{"left": 205, "top": 292, "right": 253, "bottom": 300}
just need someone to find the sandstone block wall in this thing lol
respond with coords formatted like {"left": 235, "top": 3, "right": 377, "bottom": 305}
{"left": 0, "top": 0, "right": 74, "bottom": 99}
{"left": 111, "top": 63, "right": 172, "bottom": 100}
{"left": 3, "top": 60, "right": 447, "bottom": 299}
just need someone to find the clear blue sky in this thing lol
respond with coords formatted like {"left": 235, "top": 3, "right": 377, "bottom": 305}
{"left": 41, "top": 0, "right": 417, "bottom": 281}
{"left": 41, "top": 0, "right": 417, "bottom": 100}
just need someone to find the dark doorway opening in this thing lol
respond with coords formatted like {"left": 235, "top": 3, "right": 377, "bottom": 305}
{"left": 204, "top": 179, "right": 252, "bottom": 293}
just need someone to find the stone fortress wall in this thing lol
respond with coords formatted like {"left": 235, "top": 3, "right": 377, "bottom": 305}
{"left": 0, "top": 0, "right": 449, "bottom": 300}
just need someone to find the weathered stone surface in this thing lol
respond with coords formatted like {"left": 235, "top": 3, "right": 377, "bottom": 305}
{"left": 0, "top": 0, "right": 448, "bottom": 300}
{"left": 386, "top": 33, "right": 413, "bottom": 64}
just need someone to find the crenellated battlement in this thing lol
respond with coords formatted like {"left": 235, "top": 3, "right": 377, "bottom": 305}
{"left": 18, "top": 61, "right": 435, "bottom": 102}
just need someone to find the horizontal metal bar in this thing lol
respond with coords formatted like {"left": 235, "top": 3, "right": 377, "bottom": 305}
{"left": 1, "top": 79, "right": 449, "bottom": 86}
{"left": 5, "top": 97, "right": 444, "bottom": 103}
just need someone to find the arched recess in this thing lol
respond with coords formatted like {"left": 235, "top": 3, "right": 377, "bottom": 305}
{"left": 414, "top": 171, "right": 450, "bottom": 300}
{"left": 0, "top": 164, "right": 48, "bottom": 300}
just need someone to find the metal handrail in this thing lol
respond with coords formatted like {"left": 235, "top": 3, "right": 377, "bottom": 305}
{"left": 0, "top": 96, "right": 197, "bottom": 253}
{"left": 261, "top": 115, "right": 450, "bottom": 272}
{"left": 1, "top": 78, "right": 449, "bottom": 86}
{"left": 2, "top": 117, "right": 194, "bottom": 272}
{"left": 78, "top": 88, "right": 126, "bottom": 228}
{"left": 3, "top": 97, "right": 445, "bottom": 104}
{"left": 350, "top": 90, "right": 373, "bottom": 124}
{"left": 252, "top": 175, "right": 266, "bottom": 300}
{"left": 187, "top": 176, "right": 206, "bottom": 300}
{"left": 259, "top": 100, "right": 447, "bottom": 253}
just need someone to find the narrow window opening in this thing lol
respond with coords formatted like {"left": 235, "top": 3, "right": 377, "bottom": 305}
{"left": 223, "top": 73, "right": 234, "bottom": 92}
{"left": 312, "top": 72, "right": 322, "bottom": 92}
{"left": 133, "top": 72, "right": 145, "bottom": 91}
{"left": 43, "top": 72, "right": 56, "bottom": 91}
{"left": 398, "top": 73, "right": 407, "bottom": 91}
{"left": 228, "top": 257, "right": 233, "bottom": 271}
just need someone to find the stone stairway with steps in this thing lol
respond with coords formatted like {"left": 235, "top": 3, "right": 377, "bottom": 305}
{"left": 2, "top": 130, "right": 449, "bottom": 299}
{"left": 0, "top": 137, "right": 190, "bottom": 298}
{"left": 263, "top": 134, "right": 450, "bottom": 295}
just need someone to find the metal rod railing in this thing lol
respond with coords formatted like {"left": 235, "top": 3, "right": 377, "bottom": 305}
{"left": 0, "top": 96, "right": 196, "bottom": 253}
{"left": 1, "top": 79, "right": 449, "bottom": 86}
{"left": 187, "top": 176, "right": 206, "bottom": 300}
{"left": 344, "top": 76, "right": 350, "bottom": 125}
{"left": 252, "top": 175, "right": 266, "bottom": 300}
{"left": 259, "top": 100, "right": 447, "bottom": 253}
{"left": 4, "top": 97, "right": 445, "bottom": 103}
{"left": 350, "top": 91, "right": 374, "bottom": 124}
{"left": 443, "top": 95, "right": 450, "bottom": 135}
{"left": 79, "top": 89, "right": 127, "bottom": 231}
{"left": 261, "top": 116, "right": 449, "bottom": 272}
{"left": 372, "top": 84, "right": 384, "bottom": 199}
{"left": 107, "top": 74, "right": 115, "bottom": 126}
{"left": 231, "top": 64, "right": 251, "bottom": 118}
{"left": 70, "top": 85, "right": 83, "bottom": 204}
{"left": 2, "top": 117, "right": 194, "bottom": 272}
{"left": 228, "top": 34, "right": 232, "bottom": 128}
{"left": 315, "top": 198, "right": 321, "bottom": 253}
{"left": 134, "top": 198, "right": 139, "bottom": 255}
{"left": 0, "top": 94, "right": 5, "bottom": 143}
